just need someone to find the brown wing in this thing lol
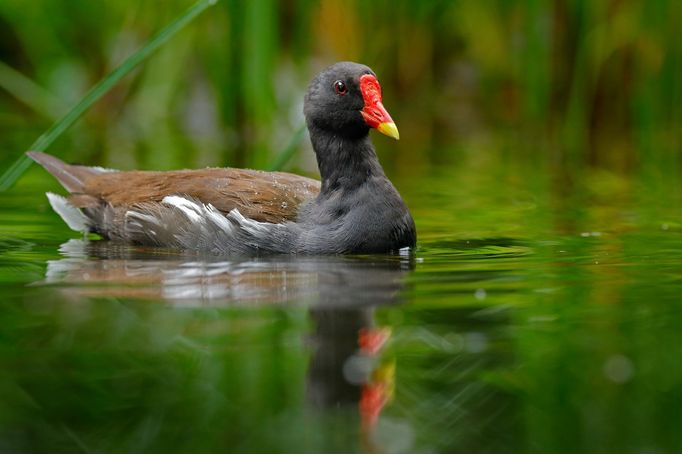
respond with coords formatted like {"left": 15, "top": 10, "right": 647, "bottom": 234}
{"left": 74, "top": 167, "right": 320, "bottom": 223}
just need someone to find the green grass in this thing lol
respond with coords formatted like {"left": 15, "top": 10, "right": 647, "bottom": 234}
{"left": 0, "top": 0, "right": 679, "bottom": 181}
{"left": 0, "top": 0, "right": 218, "bottom": 191}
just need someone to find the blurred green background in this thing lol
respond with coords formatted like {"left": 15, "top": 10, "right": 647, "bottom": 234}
{"left": 0, "top": 0, "right": 680, "bottom": 179}
{"left": 1, "top": 2, "right": 682, "bottom": 452}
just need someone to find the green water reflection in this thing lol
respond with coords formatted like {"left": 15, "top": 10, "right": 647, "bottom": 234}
{"left": 0, "top": 157, "right": 681, "bottom": 453}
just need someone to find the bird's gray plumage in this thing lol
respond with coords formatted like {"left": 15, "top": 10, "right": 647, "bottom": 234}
{"left": 30, "top": 62, "right": 416, "bottom": 255}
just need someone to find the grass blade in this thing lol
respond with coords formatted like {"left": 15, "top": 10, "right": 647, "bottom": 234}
{"left": 0, "top": 60, "right": 67, "bottom": 119}
{"left": 0, "top": 0, "right": 218, "bottom": 191}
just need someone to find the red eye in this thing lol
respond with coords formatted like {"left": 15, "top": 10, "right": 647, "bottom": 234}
{"left": 334, "top": 80, "right": 348, "bottom": 96}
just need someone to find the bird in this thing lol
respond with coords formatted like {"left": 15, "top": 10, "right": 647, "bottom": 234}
{"left": 29, "top": 61, "right": 416, "bottom": 255}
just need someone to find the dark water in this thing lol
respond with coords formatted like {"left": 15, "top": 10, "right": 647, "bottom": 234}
{"left": 1, "top": 157, "right": 681, "bottom": 453}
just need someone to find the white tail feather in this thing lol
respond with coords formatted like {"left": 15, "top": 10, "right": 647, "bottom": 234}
{"left": 46, "top": 192, "right": 89, "bottom": 232}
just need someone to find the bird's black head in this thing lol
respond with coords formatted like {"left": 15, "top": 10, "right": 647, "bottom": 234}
{"left": 304, "top": 62, "right": 399, "bottom": 141}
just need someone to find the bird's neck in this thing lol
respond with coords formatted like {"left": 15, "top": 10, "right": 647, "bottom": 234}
{"left": 308, "top": 126, "right": 385, "bottom": 194}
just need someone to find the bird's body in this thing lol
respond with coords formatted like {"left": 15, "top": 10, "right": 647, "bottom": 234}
{"left": 30, "top": 62, "right": 416, "bottom": 255}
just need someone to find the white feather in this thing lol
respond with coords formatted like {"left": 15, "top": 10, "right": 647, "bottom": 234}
{"left": 46, "top": 192, "right": 89, "bottom": 232}
{"left": 162, "top": 196, "right": 203, "bottom": 223}
{"left": 228, "top": 208, "right": 282, "bottom": 237}
{"left": 90, "top": 166, "right": 117, "bottom": 173}
{"left": 205, "top": 204, "right": 234, "bottom": 233}
{"left": 125, "top": 210, "right": 161, "bottom": 226}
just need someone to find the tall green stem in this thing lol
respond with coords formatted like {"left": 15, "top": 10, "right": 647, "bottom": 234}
{"left": 0, "top": 0, "right": 218, "bottom": 191}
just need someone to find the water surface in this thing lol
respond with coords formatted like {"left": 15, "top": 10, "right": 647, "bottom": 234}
{"left": 1, "top": 157, "right": 681, "bottom": 453}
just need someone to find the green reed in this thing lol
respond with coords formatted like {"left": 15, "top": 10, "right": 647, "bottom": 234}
{"left": 0, "top": 0, "right": 218, "bottom": 191}
{"left": 0, "top": 0, "right": 679, "bottom": 182}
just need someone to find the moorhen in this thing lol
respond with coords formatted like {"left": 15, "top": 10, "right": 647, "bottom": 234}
{"left": 29, "top": 62, "right": 416, "bottom": 254}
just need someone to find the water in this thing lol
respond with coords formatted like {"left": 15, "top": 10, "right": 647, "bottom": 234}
{"left": 1, "top": 156, "right": 681, "bottom": 453}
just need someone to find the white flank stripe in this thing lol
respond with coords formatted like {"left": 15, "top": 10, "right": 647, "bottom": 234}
{"left": 205, "top": 204, "right": 234, "bottom": 232}
{"left": 162, "top": 196, "right": 203, "bottom": 223}
{"left": 228, "top": 209, "right": 280, "bottom": 236}
{"left": 125, "top": 210, "right": 161, "bottom": 226}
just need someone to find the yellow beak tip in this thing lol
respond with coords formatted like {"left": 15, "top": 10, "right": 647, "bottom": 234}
{"left": 377, "top": 122, "right": 400, "bottom": 140}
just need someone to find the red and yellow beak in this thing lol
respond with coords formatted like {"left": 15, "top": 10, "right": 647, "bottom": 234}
{"left": 359, "top": 74, "right": 400, "bottom": 140}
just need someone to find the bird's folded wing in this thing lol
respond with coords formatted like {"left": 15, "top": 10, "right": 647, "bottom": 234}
{"left": 74, "top": 168, "right": 321, "bottom": 223}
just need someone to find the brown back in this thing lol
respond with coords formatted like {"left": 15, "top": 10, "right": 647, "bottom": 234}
{"left": 77, "top": 167, "right": 320, "bottom": 223}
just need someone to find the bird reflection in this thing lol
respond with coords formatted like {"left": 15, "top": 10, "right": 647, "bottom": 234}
{"left": 44, "top": 239, "right": 413, "bottom": 431}
{"left": 46, "top": 239, "right": 412, "bottom": 305}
